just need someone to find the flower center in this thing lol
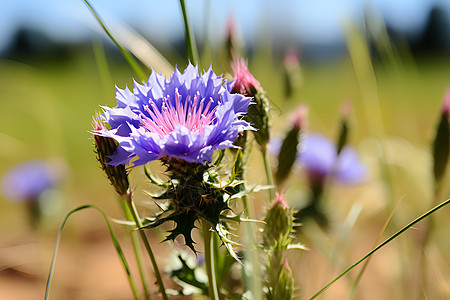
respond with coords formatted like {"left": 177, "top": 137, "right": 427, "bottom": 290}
{"left": 140, "top": 90, "right": 217, "bottom": 137}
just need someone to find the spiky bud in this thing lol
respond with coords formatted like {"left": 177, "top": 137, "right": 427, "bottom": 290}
{"left": 92, "top": 115, "right": 130, "bottom": 197}
{"left": 432, "top": 90, "right": 450, "bottom": 187}
{"left": 263, "top": 193, "right": 294, "bottom": 248}
{"left": 263, "top": 193, "right": 297, "bottom": 300}
{"left": 250, "top": 89, "right": 271, "bottom": 153}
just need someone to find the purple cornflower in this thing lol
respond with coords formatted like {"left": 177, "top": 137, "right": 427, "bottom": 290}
{"left": 1, "top": 160, "right": 61, "bottom": 202}
{"left": 95, "top": 63, "right": 253, "bottom": 166}
{"left": 299, "top": 133, "right": 366, "bottom": 184}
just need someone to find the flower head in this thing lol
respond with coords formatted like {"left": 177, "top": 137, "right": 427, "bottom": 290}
{"left": 95, "top": 63, "right": 253, "bottom": 166}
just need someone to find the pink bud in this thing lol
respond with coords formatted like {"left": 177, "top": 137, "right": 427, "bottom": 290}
{"left": 442, "top": 89, "right": 450, "bottom": 116}
{"left": 226, "top": 16, "right": 235, "bottom": 41}
{"left": 283, "top": 50, "right": 300, "bottom": 69}
{"left": 231, "top": 59, "right": 260, "bottom": 96}
{"left": 273, "top": 192, "right": 289, "bottom": 210}
{"left": 292, "top": 104, "right": 308, "bottom": 131}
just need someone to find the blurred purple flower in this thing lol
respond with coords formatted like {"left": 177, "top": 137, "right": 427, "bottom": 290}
{"left": 1, "top": 160, "right": 61, "bottom": 202}
{"left": 299, "top": 133, "right": 367, "bottom": 184}
{"left": 95, "top": 63, "right": 253, "bottom": 166}
{"left": 270, "top": 133, "right": 367, "bottom": 184}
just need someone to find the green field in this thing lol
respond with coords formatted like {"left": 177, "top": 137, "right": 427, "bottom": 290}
{"left": 0, "top": 39, "right": 449, "bottom": 299}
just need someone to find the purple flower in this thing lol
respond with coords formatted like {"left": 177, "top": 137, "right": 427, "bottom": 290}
{"left": 298, "top": 133, "right": 366, "bottom": 184}
{"left": 1, "top": 160, "right": 61, "bottom": 202}
{"left": 270, "top": 133, "right": 367, "bottom": 184}
{"left": 95, "top": 63, "right": 253, "bottom": 166}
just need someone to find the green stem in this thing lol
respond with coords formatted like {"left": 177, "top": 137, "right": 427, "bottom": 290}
{"left": 122, "top": 198, "right": 151, "bottom": 300}
{"left": 240, "top": 191, "right": 263, "bottom": 300}
{"left": 308, "top": 198, "right": 450, "bottom": 300}
{"left": 202, "top": 220, "right": 220, "bottom": 300}
{"left": 262, "top": 149, "right": 276, "bottom": 201}
{"left": 124, "top": 193, "right": 168, "bottom": 300}
{"left": 235, "top": 145, "right": 263, "bottom": 299}
{"left": 243, "top": 219, "right": 263, "bottom": 300}
{"left": 179, "top": 0, "right": 199, "bottom": 65}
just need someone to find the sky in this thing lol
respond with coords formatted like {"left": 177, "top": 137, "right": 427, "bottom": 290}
{"left": 0, "top": 0, "right": 449, "bottom": 54}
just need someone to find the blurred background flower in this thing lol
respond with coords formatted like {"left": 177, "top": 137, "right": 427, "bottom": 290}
{"left": 299, "top": 133, "right": 367, "bottom": 185}
{"left": 270, "top": 132, "right": 367, "bottom": 185}
{"left": 1, "top": 159, "right": 67, "bottom": 228}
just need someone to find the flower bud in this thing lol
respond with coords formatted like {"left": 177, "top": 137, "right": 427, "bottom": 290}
{"left": 263, "top": 193, "right": 294, "bottom": 248}
{"left": 275, "top": 105, "right": 307, "bottom": 185}
{"left": 283, "top": 50, "right": 302, "bottom": 100}
{"left": 231, "top": 59, "right": 271, "bottom": 153}
{"left": 92, "top": 115, "right": 130, "bottom": 197}
{"left": 273, "top": 259, "right": 294, "bottom": 300}
{"left": 432, "top": 90, "right": 450, "bottom": 186}
{"left": 231, "top": 59, "right": 260, "bottom": 97}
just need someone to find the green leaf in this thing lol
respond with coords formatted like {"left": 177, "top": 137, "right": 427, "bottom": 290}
{"left": 169, "top": 255, "right": 208, "bottom": 295}
{"left": 144, "top": 165, "right": 168, "bottom": 188}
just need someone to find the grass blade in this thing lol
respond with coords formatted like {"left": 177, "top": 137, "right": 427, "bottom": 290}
{"left": 45, "top": 204, "right": 140, "bottom": 300}
{"left": 179, "top": 0, "right": 199, "bottom": 65}
{"left": 92, "top": 40, "right": 113, "bottom": 96}
{"left": 110, "top": 22, "right": 174, "bottom": 76}
{"left": 308, "top": 198, "right": 450, "bottom": 300}
{"left": 83, "top": 0, "right": 147, "bottom": 80}
{"left": 347, "top": 195, "right": 403, "bottom": 299}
